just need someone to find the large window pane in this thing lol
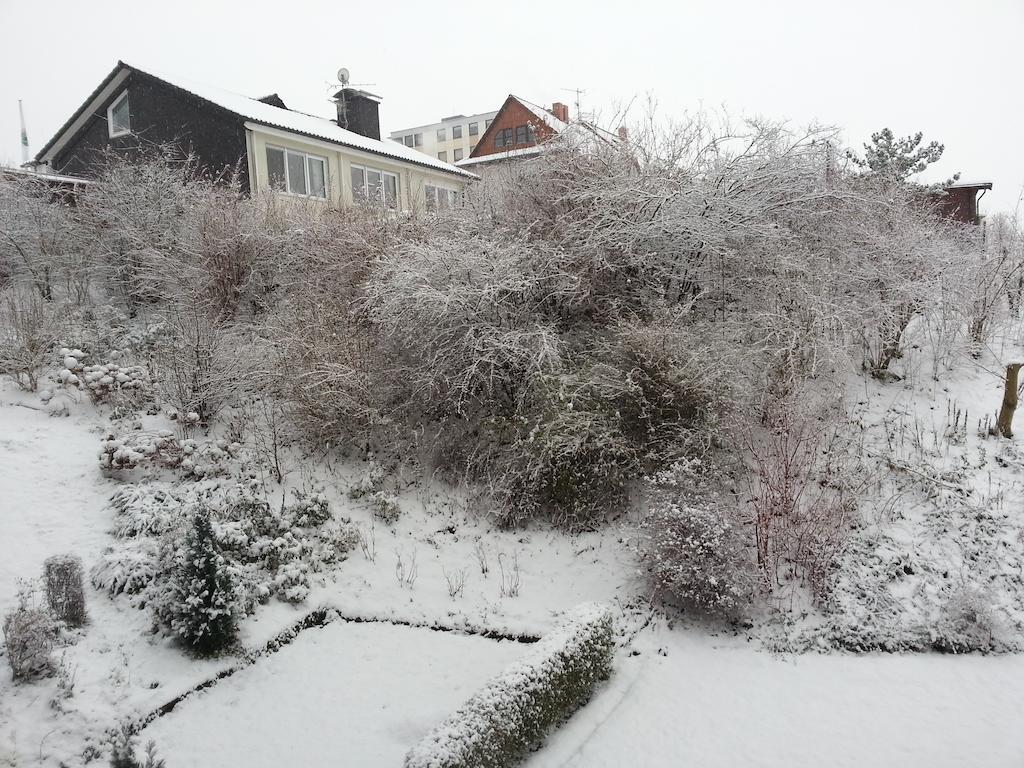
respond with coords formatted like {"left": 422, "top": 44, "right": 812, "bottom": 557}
{"left": 469, "top": 122, "right": 478, "bottom": 136}
{"left": 414, "top": 133, "right": 423, "bottom": 147}
{"left": 404, "top": 135, "right": 414, "bottom": 147}
{"left": 109, "top": 93, "right": 130, "bottom": 135}
{"left": 453, "top": 125, "right": 462, "bottom": 139}
{"left": 351, "top": 166, "right": 365, "bottom": 200}
{"left": 266, "top": 147, "right": 286, "bottom": 191}
{"left": 366, "top": 169, "right": 382, "bottom": 201}
{"left": 436, "top": 128, "right": 446, "bottom": 142}
{"left": 307, "top": 156, "right": 326, "bottom": 198}
{"left": 383, "top": 174, "right": 398, "bottom": 209}
{"left": 286, "top": 151, "right": 306, "bottom": 195}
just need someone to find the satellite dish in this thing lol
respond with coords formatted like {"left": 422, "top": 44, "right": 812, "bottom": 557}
{"left": 337, "top": 68, "right": 350, "bottom": 86}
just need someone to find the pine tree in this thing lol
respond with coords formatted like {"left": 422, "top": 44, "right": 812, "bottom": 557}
{"left": 171, "top": 510, "right": 236, "bottom": 655}
{"left": 847, "top": 127, "right": 959, "bottom": 186}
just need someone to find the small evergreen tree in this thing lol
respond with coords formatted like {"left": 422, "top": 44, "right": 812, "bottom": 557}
{"left": 847, "top": 127, "right": 959, "bottom": 186}
{"left": 170, "top": 510, "right": 236, "bottom": 655}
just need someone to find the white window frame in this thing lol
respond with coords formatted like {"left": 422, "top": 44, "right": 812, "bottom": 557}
{"left": 265, "top": 144, "right": 328, "bottom": 199}
{"left": 107, "top": 91, "right": 131, "bottom": 138}
{"left": 350, "top": 163, "right": 400, "bottom": 210}
{"left": 424, "top": 184, "right": 460, "bottom": 211}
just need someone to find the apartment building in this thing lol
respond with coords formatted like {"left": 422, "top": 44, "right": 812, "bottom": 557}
{"left": 389, "top": 109, "right": 498, "bottom": 164}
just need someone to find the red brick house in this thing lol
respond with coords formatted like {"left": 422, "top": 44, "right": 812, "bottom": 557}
{"left": 457, "top": 95, "right": 619, "bottom": 171}
{"left": 931, "top": 181, "right": 992, "bottom": 225}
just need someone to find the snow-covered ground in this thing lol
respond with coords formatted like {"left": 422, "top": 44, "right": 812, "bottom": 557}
{"left": 532, "top": 619, "right": 1024, "bottom": 768}
{"left": 141, "top": 621, "right": 525, "bottom": 767}
{"left": 3, "top": 343, "right": 1024, "bottom": 767}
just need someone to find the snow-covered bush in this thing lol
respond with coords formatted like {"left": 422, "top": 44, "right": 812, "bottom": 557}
{"left": 370, "top": 490, "right": 402, "bottom": 525}
{"left": 98, "top": 432, "right": 240, "bottom": 478}
{"left": 79, "top": 360, "right": 151, "bottom": 406}
{"left": 283, "top": 488, "right": 332, "bottom": 527}
{"left": 98, "top": 430, "right": 183, "bottom": 474}
{"left": 2, "top": 590, "right": 58, "bottom": 681}
{"left": 641, "top": 500, "right": 754, "bottom": 617}
{"left": 347, "top": 461, "right": 386, "bottom": 500}
{"left": 160, "top": 511, "right": 237, "bottom": 655}
{"left": 931, "top": 586, "right": 1002, "bottom": 654}
{"left": 109, "top": 723, "right": 166, "bottom": 768}
{"left": 99, "top": 481, "right": 357, "bottom": 630}
{"left": 404, "top": 603, "right": 615, "bottom": 768}
{"left": 91, "top": 540, "right": 161, "bottom": 597}
{"left": 43, "top": 554, "right": 87, "bottom": 627}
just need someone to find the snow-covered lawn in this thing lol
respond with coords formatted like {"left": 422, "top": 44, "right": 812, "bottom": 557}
{"left": 532, "top": 621, "right": 1024, "bottom": 768}
{"left": 140, "top": 620, "right": 524, "bottom": 767}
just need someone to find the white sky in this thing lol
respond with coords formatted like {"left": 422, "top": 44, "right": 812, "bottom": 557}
{"left": 1, "top": 0, "right": 1021, "bottom": 215}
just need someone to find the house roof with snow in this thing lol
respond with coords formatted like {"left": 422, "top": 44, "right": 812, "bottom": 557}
{"left": 457, "top": 94, "right": 621, "bottom": 168}
{"left": 36, "top": 61, "right": 476, "bottom": 181}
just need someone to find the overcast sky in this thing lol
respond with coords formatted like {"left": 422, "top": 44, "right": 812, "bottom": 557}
{"left": 1, "top": 0, "right": 1021, "bottom": 215}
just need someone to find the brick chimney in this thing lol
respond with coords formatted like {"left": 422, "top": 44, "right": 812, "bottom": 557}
{"left": 551, "top": 102, "right": 569, "bottom": 123}
{"left": 333, "top": 88, "right": 382, "bottom": 140}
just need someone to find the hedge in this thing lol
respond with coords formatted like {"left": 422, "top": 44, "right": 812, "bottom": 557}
{"left": 404, "top": 602, "right": 615, "bottom": 768}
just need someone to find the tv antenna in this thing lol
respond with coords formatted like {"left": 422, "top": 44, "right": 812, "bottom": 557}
{"left": 561, "top": 87, "right": 586, "bottom": 117}
{"left": 330, "top": 67, "right": 378, "bottom": 130}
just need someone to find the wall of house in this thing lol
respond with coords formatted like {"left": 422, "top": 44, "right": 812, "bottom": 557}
{"left": 52, "top": 72, "right": 250, "bottom": 190}
{"left": 247, "top": 125, "right": 468, "bottom": 211}
{"left": 470, "top": 100, "right": 558, "bottom": 160}
{"left": 936, "top": 187, "right": 980, "bottom": 225}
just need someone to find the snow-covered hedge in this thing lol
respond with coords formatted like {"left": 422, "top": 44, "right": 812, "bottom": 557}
{"left": 404, "top": 603, "right": 615, "bottom": 768}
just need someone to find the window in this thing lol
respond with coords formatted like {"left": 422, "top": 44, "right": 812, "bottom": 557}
{"left": 404, "top": 135, "right": 415, "bottom": 147}
{"left": 438, "top": 151, "right": 448, "bottom": 162}
{"left": 453, "top": 125, "right": 462, "bottom": 139}
{"left": 494, "top": 127, "right": 513, "bottom": 149}
{"left": 414, "top": 133, "right": 423, "bottom": 147}
{"left": 468, "top": 122, "right": 479, "bottom": 136}
{"left": 425, "top": 184, "right": 457, "bottom": 211}
{"left": 485, "top": 119, "right": 492, "bottom": 128}
{"left": 453, "top": 148, "right": 463, "bottom": 162}
{"left": 515, "top": 125, "right": 528, "bottom": 145}
{"left": 437, "top": 128, "right": 446, "bottom": 142}
{"left": 107, "top": 91, "right": 131, "bottom": 137}
{"left": 265, "top": 146, "right": 327, "bottom": 198}
{"left": 351, "top": 163, "right": 400, "bottom": 209}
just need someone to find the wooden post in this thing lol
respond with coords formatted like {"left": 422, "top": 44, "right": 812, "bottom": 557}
{"left": 996, "top": 363, "right": 1022, "bottom": 438}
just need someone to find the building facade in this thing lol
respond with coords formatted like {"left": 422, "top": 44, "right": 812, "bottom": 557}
{"left": 389, "top": 110, "right": 498, "bottom": 165}
{"left": 33, "top": 61, "right": 475, "bottom": 212}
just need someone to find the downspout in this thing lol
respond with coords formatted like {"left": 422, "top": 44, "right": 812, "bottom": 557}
{"left": 244, "top": 127, "right": 256, "bottom": 195}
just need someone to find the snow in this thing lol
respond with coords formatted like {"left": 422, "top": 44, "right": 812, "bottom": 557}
{"left": 530, "top": 620, "right": 1024, "bottom": 768}
{"left": 513, "top": 96, "right": 569, "bottom": 134}
{"left": 4, "top": 333, "right": 1024, "bottom": 767}
{"left": 117, "top": 61, "right": 477, "bottom": 180}
{"left": 139, "top": 621, "right": 524, "bottom": 767}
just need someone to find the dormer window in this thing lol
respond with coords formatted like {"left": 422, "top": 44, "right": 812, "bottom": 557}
{"left": 107, "top": 91, "right": 131, "bottom": 137}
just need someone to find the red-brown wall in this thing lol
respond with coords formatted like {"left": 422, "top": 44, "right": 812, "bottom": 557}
{"left": 935, "top": 187, "right": 980, "bottom": 224}
{"left": 471, "top": 99, "right": 559, "bottom": 159}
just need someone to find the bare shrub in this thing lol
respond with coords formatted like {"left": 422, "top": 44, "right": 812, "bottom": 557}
{"left": 0, "top": 287, "right": 64, "bottom": 390}
{"left": 497, "top": 551, "right": 521, "bottom": 598}
{"left": 43, "top": 554, "right": 87, "bottom": 627}
{"left": 2, "top": 589, "right": 57, "bottom": 681}
{"left": 443, "top": 565, "right": 468, "bottom": 600}
{"left": 748, "top": 392, "right": 860, "bottom": 596}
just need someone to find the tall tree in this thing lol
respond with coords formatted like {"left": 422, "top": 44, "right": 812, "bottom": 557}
{"left": 847, "top": 128, "right": 959, "bottom": 186}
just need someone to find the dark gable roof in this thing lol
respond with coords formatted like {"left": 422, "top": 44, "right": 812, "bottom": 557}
{"left": 37, "top": 61, "right": 476, "bottom": 180}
